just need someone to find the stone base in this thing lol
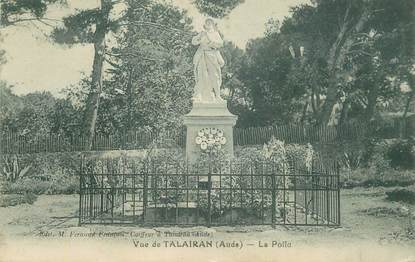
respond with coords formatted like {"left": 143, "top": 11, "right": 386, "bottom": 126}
{"left": 143, "top": 206, "right": 274, "bottom": 225}
{"left": 183, "top": 102, "right": 237, "bottom": 163}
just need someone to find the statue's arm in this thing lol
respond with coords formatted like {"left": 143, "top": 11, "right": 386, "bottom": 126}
{"left": 207, "top": 33, "right": 224, "bottom": 49}
{"left": 208, "top": 41, "right": 223, "bottom": 49}
{"left": 192, "top": 33, "right": 202, "bottom": 45}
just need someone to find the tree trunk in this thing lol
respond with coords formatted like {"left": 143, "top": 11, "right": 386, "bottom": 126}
{"left": 319, "top": 76, "right": 339, "bottom": 124}
{"left": 365, "top": 88, "right": 378, "bottom": 122}
{"left": 318, "top": 8, "right": 370, "bottom": 126}
{"left": 339, "top": 98, "right": 350, "bottom": 125}
{"left": 127, "top": 66, "right": 134, "bottom": 131}
{"left": 403, "top": 92, "right": 414, "bottom": 119}
{"left": 83, "top": 0, "right": 112, "bottom": 150}
{"left": 403, "top": 75, "right": 414, "bottom": 119}
{"left": 300, "top": 101, "right": 309, "bottom": 123}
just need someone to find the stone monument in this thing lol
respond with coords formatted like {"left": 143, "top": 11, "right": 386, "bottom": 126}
{"left": 184, "top": 18, "right": 238, "bottom": 163}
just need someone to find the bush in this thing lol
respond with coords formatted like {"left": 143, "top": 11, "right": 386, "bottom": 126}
{"left": 234, "top": 146, "right": 264, "bottom": 162}
{"left": 386, "top": 187, "right": 415, "bottom": 204}
{"left": 0, "top": 192, "right": 37, "bottom": 207}
{"left": 367, "top": 140, "right": 392, "bottom": 177}
{"left": 0, "top": 152, "right": 80, "bottom": 195}
{"left": 362, "top": 139, "right": 415, "bottom": 180}
{"left": 236, "top": 139, "right": 315, "bottom": 167}
{"left": 317, "top": 140, "right": 371, "bottom": 170}
{"left": 2, "top": 173, "right": 79, "bottom": 194}
{"left": 0, "top": 152, "right": 80, "bottom": 181}
{"left": 199, "top": 139, "right": 316, "bottom": 215}
{"left": 387, "top": 139, "right": 415, "bottom": 169}
{"left": 341, "top": 168, "right": 415, "bottom": 188}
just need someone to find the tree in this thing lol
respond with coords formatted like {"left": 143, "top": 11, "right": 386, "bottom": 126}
{"left": 49, "top": 98, "right": 82, "bottom": 137}
{"left": 236, "top": 0, "right": 414, "bottom": 127}
{"left": 1, "top": 1, "right": 62, "bottom": 76}
{"left": 282, "top": 0, "right": 415, "bottom": 125}
{"left": 100, "top": 2, "right": 195, "bottom": 134}
{"left": 0, "top": 82, "right": 23, "bottom": 131}
{"left": 220, "top": 41, "right": 248, "bottom": 114}
{"left": 51, "top": 0, "right": 117, "bottom": 148}
{"left": 0, "top": 0, "right": 64, "bottom": 27}
{"left": 0, "top": 33, "right": 5, "bottom": 71}
{"left": 0, "top": 90, "right": 57, "bottom": 136}
{"left": 0, "top": 84, "right": 82, "bottom": 137}
{"left": 50, "top": 0, "right": 244, "bottom": 149}
{"left": 193, "top": 0, "right": 245, "bottom": 18}
{"left": 237, "top": 33, "right": 308, "bottom": 126}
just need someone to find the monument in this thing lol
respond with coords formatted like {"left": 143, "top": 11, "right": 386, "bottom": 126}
{"left": 184, "top": 18, "right": 238, "bottom": 163}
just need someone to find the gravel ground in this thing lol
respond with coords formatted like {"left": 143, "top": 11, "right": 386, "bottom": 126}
{"left": 0, "top": 187, "right": 415, "bottom": 261}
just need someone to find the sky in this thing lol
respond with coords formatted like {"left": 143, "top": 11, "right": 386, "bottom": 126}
{"left": 0, "top": 0, "right": 309, "bottom": 97}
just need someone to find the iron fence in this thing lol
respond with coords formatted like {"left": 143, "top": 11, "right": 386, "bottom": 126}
{"left": 79, "top": 157, "right": 340, "bottom": 227}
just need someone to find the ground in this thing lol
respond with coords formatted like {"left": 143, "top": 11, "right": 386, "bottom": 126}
{"left": 1, "top": 187, "right": 415, "bottom": 262}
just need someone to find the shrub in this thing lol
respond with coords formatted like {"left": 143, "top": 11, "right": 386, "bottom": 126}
{"left": 0, "top": 152, "right": 80, "bottom": 195}
{"left": 1, "top": 155, "right": 33, "bottom": 182}
{"left": 236, "top": 138, "right": 315, "bottom": 169}
{"left": 387, "top": 139, "right": 415, "bottom": 169}
{"left": 235, "top": 146, "right": 264, "bottom": 162}
{"left": 341, "top": 168, "right": 415, "bottom": 188}
{"left": 0, "top": 192, "right": 37, "bottom": 207}
{"left": 368, "top": 140, "right": 392, "bottom": 177}
{"left": 0, "top": 152, "right": 80, "bottom": 181}
{"left": 363, "top": 139, "right": 415, "bottom": 180}
{"left": 2, "top": 173, "right": 79, "bottom": 194}
{"left": 386, "top": 188, "right": 415, "bottom": 204}
{"left": 197, "top": 138, "right": 317, "bottom": 215}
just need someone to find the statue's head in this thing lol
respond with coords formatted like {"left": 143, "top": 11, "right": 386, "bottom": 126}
{"left": 203, "top": 18, "right": 216, "bottom": 31}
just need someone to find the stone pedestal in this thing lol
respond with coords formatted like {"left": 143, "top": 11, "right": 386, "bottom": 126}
{"left": 183, "top": 101, "right": 238, "bottom": 163}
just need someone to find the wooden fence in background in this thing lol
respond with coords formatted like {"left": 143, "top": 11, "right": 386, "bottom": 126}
{"left": 0, "top": 120, "right": 411, "bottom": 155}
{"left": 0, "top": 129, "right": 185, "bottom": 154}
{"left": 234, "top": 119, "right": 411, "bottom": 145}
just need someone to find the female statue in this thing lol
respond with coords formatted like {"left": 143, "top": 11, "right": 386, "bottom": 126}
{"left": 192, "top": 18, "right": 225, "bottom": 103}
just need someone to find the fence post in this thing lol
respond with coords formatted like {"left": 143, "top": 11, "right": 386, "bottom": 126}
{"left": 336, "top": 161, "right": 341, "bottom": 226}
{"left": 207, "top": 160, "right": 212, "bottom": 228}
{"left": 271, "top": 163, "right": 276, "bottom": 228}
{"left": 100, "top": 170, "right": 104, "bottom": 215}
{"left": 311, "top": 159, "right": 315, "bottom": 220}
{"left": 326, "top": 170, "right": 330, "bottom": 225}
{"left": 143, "top": 161, "right": 148, "bottom": 223}
{"left": 89, "top": 174, "right": 93, "bottom": 219}
{"left": 78, "top": 155, "right": 84, "bottom": 226}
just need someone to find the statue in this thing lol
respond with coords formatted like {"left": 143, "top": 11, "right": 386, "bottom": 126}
{"left": 185, "top": 19, "right": 237, "bottom": 163}
{"left": 192, "top": 18, "right": 225, "bottom": 103}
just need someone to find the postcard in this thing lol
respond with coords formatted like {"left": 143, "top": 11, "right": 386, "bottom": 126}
{"left": 0, "top": 0, "right": 414, "bottom": 261}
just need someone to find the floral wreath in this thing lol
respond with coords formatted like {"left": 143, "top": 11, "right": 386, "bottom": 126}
{"left": 195, "top": 127, "right": 226, "bottom": 152}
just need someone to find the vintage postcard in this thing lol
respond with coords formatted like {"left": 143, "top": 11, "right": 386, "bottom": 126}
{"left": 0, "top": 0, "right": 414, "bottom": 261}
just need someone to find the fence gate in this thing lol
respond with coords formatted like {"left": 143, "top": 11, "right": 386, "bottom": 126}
{"left": 79, "top": 157, "right": 340, "bottom": 227}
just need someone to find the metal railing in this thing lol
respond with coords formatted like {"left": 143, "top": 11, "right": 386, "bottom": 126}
{"left": 79, "top": 157, "right": 340, "bottom": 227}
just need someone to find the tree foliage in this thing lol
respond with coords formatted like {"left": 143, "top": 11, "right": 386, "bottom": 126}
{"left": 48, "top": 0, "right": 245, "bottom": 146}
{"left": 96, "top": 1, "right": 195, "bottom": 133}
{"left": 0, "top": 0, "right": 65, "bottom": 27}
{"left": 0, "top": 86, "right": 79, "bottom": 137}
{"left": 52, "top": 8, "right": 101, "bottom": 44}
{"left": 2, "top": 0, "right": 412, "bottom": 135}
{"left": 193, "top": 0, "right": 245, "bottom": 18}
{"left": 236, "top": 0, "right": 414, "bottom": 126}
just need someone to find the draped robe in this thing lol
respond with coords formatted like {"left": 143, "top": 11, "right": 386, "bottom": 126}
{"left": 192, "top": 30, "right": 225, "bottom": 103}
